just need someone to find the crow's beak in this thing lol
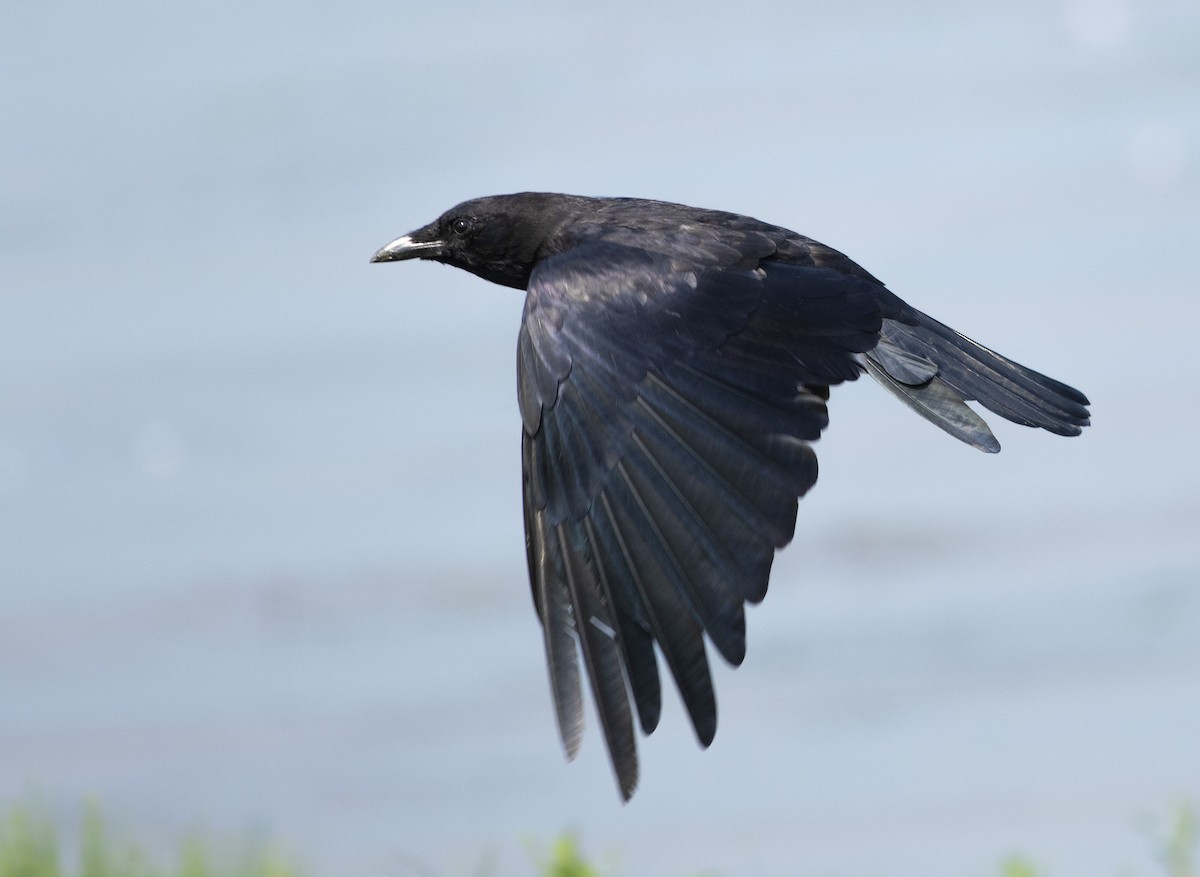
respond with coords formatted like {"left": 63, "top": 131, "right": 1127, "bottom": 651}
{"left": 370, "top": 233, "right": 444, "bottom": 263}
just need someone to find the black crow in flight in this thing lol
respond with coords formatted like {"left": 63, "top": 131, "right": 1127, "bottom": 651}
{"left": 371, "top": 192, "right": 1090, "bottom": 800}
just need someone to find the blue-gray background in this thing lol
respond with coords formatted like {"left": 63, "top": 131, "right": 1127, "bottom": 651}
{"left": 2, "top": 1, "right": 1198, "bottom": 874}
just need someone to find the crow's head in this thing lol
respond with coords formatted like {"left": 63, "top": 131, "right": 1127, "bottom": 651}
{"left": 371, "top": 192, "right": 583, "bottom": 290}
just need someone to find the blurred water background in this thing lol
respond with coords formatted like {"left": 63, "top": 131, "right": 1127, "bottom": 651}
{"left": 2, "top": 0, "right": 1198, "bottom": 874}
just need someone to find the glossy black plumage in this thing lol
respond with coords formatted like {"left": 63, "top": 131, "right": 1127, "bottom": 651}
{"left": 371, "top": 192, "right": 1090, "bottom": 800}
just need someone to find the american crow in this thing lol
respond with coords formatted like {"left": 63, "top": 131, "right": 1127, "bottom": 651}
{"left": 371, "top": 192, "right": 1090, "bottom": 800}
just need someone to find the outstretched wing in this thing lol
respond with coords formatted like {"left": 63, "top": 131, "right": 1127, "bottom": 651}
{"left": 517, "top": 240, "right": 883, "bottom": 799}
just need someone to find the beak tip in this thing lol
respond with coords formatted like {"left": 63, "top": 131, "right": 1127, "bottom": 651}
{"left": 370, "top": 232, "right": 443, "bottom": 265}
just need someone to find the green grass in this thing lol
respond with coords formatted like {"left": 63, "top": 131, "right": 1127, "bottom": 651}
{"left": 2, "top": 798, "right": 1196, "bottom": 877}
{"left": 1001, "top": 801, "right": 1197, "bottom": 877}
{"left": 999, "top": 856, "right": 1043, "bottom": 877}
{"left": 530, "top": 834, "right": 602, "bottom": 877}
{"left": 0, "top": 802, "right": 300, "bottom": 877}
{"left": 1161, "top": 801, "right": 1197, "bottom": 877}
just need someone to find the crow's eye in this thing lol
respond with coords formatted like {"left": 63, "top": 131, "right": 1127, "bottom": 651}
{"left": 450, "top": 217, "right": 472, "bottom": 235}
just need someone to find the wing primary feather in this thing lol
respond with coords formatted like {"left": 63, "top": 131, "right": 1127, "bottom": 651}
{"left": 583, "top": 515, "right": 663, "bottom": 734}
{"left": 554, "top": 522, "right": 639, "bottom": 799}
{"left": 529, "top": 491, "right": 584, "bottom": 759}
{"left": 623, "top": 427, "right": 748, "bottom": 664}
{"left": 596, "top": 487, "right": 717, "bottom": 746}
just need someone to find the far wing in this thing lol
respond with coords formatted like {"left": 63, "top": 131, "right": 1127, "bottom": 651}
{"left": 865, "top": 310, "right": 1091, "bottom": 450}
{"left": 517, "top": 242, "right": 882, "bottom": 799}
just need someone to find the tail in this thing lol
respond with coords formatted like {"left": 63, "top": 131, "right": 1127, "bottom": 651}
{"left": 862, "top": 308, "right": 1091, "bottom": 453}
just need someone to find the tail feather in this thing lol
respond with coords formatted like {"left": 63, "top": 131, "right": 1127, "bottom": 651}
{"left": 865, "top": 309, "right": 1091, "bottom": 451}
